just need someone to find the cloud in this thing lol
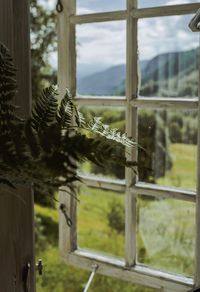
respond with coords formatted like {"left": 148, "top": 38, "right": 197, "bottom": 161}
{"left": 76, "top": 0, "right": 125, "bottom": 14}
{"left": 138, "top": 14, "right": 198, "bottom": 60}
{"left": 77, "top": 21, "right": 126, "bottom": 65}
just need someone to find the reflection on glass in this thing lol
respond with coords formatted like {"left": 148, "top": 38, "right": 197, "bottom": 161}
{"left": 137, "top": 196, "right": 195, "bottom": 277}
{"left": 78, "top": 106, "right": 126, "bottom": 180}
{"left": 77, "top": 186, "right": 125, "bottom": 257}
{"left": 138, "top": 109, "right": 197, "bottom": 189}
{"left": 139, "top": 0, "right": 199, "bottom": 8}
{"left": 139, "top": 15, "right": 199, "bottom": 98}
{"left": 76, "top": 21, "right": 126, "bottom": 96}
{"left": 76, "top": 0, "right": 126, "bottom": 15}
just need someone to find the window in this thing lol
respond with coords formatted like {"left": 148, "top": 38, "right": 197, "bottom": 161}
{"left": 58, "top": 1, "right": 200, "bottom": 291}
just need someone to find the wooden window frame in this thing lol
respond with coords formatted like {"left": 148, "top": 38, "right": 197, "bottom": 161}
{"left": 58, "top": 1, "right": 200, "bottom": 291}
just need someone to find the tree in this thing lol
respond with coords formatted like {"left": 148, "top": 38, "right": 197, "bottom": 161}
{"left": 30, "top": 0, "right": 57, "bottom": 99}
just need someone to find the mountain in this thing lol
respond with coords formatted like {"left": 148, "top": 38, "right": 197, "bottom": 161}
{"left": 77, "top": 47, "right": 199, "bottom": 97}
{"left": 77, "top": 64, "right": 126, "bottom": 95}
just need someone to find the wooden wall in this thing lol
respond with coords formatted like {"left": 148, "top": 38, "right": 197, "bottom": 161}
{"left": 0, "top": 0, "right": 35, "bottom": 291}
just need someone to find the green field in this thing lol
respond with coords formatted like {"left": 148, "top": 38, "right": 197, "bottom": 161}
{"left": 36, "top": 143, "right": 196, "bottom": 291}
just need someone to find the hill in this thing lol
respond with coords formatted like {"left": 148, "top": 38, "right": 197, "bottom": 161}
{"left": 77, "top": 47, "right": 199, "bottom": 97}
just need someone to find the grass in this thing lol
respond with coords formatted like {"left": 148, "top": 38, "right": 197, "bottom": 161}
{"left": 36, "top": 143, "right": 197, "bottom": 291}
{"left": 157, "top": 143, "right": 197, "bottom": 189}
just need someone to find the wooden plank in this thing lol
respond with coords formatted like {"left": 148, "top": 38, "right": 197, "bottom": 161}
{"left": 64, "top": 249, "right": 193, "bottom": 291}
{"left": 194, "top": 18, "right": 200, "bottom": 287}
{"left": 131, "top": 97, "right": 199, "bottom": 110}
{"left": 79, "top": 174, "right": 126, "bottom": 193}
{"left": 131, "top": 3, "right": 200, "bottom": 19}
{"left": 58, "top": 0, "right": 76, "bottom": 98}
{"left": 59, "top": 189, "right": 77, "bottom": 255}
{"left": 125, "top": 0, "right": 138, "bottom": 268}
{"left": 0, "top": 0, "right": 34, "bottom": 291}
{"left": 75, "top": 96, "right": 127, "bottom": 106}
{"left": 131, "top": 182, "right": 196, "bottom": 202}
{"left": 58, "top": 0, "right": 77, "bottom": 257}
{"left": 70, "top": 10, "right": 127, "bottom": 24}
{"left": 0, "top": 186, "right": 35, "bottom": 292}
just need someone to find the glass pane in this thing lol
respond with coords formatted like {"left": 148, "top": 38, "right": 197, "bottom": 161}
{"left": 76, "top": 0, "right": 126, "bottom": 15}
{"left": 78, "top": 106, "right": 126, "bottom": 180}
{"left": 76, "top": 21, "right": 126, "bottom": 96}
{"left": 139, "top": 0, "right": 199, "bottom": 8}
{"left": 139, "top": 15, "right": 199, "bottom": 98}
{"left": 77, "top": 186, "right": 125, "bottom": 257}
{"left": 138, "top": 109, "right": 197, "bottom": 189}
{"left": 137, "top": 196, "right": 195, "bottom": 277}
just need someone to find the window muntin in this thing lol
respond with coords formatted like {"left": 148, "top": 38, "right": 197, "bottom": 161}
{"left": 58, "top": 1, "right": 200, "bottom": 290}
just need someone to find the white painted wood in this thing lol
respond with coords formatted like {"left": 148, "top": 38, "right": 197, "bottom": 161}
{"left": 75, "top": 96, "right": 126, "bottom": 106}
{"left": 59, "top": 189, "right": 77, "bottom": 255}
{"left": 63, "top": 249, "right": 194, "bottom": 291}
{"left": 70, "top": 10, "right": 127, "bottom": 24}
{"left": 194, "top": 26, "right": 200, "bottom": 287}
{"left": 131, "top": 182, "right": 196, "bottom": 202}
{"left": 59, "top": 0, "right": 199, "bottom": 290}
{"left": 58, "top": 0, "right": 77, "bottom": 256}
{"left": 125, "top": 0, "right": 138, "bottom": 268}
{"left": 58, "top": 0, "right": 76, "bottom": 98}
{"left": 79, "top": 174, "right": 126, "bottom": 193}
{"left": 131, "top": 97, "right": 199, "bottom": 110}
{"left": 131, "top": 3, "right": 200, "bottom": 19}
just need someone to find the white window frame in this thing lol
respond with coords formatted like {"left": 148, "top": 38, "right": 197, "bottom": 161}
{"left": 58, "top": 1, "right": 200, "bottom": 291}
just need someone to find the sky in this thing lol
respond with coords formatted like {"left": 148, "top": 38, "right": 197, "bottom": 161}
{"left": 41, "top": 0, "right": 199, "bottom": 70}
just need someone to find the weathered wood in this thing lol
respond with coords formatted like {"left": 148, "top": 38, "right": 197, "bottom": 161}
{"left": 194, "top": 17, "right": 200, "bottom": 287}
{"left": 125, "top": 0, "right": 138, "bottom": 267}
{"left": 131, "top": 97, "right": 199, "bottom": 110}
{"left": 131, "top": 3, "right": 200, "bottom": 19}
{"left": 58, "top": 0, "right": 77, "bottom": 256}
{"left": 131, "top": 182, "right": 196, "bottom": 202}
{"left": 0, "top": 0, "right": 34, "bottom": 291}
{"left": 79, "top": 175, "right": 126, "bottom": 193}
{"left": 0, "top": 186, "right": 35, "bottom": 292}
{"left": 75, "top": 96, "right": 126, "bottom": 106}
{"left": 70, "top": 10, "right": 127, "bottom": 24}
{"left": 59, "top": 189, "right": 77, "bottom": 255}
{"left": 64, "top": 249, "right": 193, "bottom": 291}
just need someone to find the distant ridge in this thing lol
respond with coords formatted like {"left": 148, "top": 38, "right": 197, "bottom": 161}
{"left": 77, "top": 47, "right": 199, "bottom": 97}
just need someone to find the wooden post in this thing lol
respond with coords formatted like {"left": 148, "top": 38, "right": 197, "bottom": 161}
{"left": 0, "top": 0, "right": 35, "bottom": 291}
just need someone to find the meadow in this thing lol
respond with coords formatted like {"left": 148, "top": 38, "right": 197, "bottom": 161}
{"left": 36, "top": 143, "right": 196, "bottom": 291}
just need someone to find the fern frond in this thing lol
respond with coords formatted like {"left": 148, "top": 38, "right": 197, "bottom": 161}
{"left": 31, "top": 86, "right": 58, "bottom": 132}
{"left": 86, "top": 116, "right": 136, "bottom": 147}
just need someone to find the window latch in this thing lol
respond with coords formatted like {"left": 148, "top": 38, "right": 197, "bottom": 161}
{"left": 189, "top": 8, "right": 200, "bottom": 32}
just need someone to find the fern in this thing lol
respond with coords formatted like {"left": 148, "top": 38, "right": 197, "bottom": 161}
{"left": 31, "top": 86, "right": 58, "bottom": 132}
{"left": 0, "top": 42, "right": 137, "bottom": 200}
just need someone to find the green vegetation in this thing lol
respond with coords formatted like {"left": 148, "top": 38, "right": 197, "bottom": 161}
{"left": 36, "top": 143, "right": 196, "bottom": 291}
{"left": 157, "top": 143, "right": 196, "bottom": 189}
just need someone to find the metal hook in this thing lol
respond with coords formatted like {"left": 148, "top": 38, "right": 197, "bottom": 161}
{"left": 189, "top": 8, "right": 200, "bottom": 32}
{"left": 56, "top": 0, "right": 63, "bottom": 13}
{"left": 60, "top": 203, "right": 73, "bottom": 227}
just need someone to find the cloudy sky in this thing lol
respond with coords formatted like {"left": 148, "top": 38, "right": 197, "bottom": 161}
{"left": 42, "top": 0, "right": 199, "bottom": 71}
{"left": 76, "top": 0, "right": 199, "bottom": 67}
